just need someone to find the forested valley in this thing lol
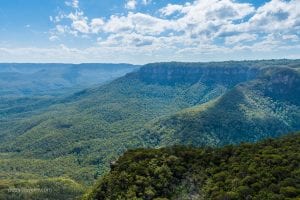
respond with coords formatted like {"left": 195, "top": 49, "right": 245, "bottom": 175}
{"left": 0, "top": 60, "right": 299, "bottom": 199}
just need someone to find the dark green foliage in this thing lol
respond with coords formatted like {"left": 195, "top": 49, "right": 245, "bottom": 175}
{"left": 85, "top": 133, "right": 300, "bottom": 200}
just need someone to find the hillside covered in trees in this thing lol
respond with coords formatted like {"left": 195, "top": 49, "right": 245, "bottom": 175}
{"left": 0, "top": 60, "right": 299, "bottom": 199}
{"left": 140, "top": 66, "right": 300, "bottom": 147}
{"left": 85, "top": 132, "right": 300, "bottom": 200}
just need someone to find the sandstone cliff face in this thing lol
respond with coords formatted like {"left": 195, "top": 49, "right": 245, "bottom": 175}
{"left": 259, "top": 67, "right": 300, "bottom": 105}
{"left": 137, "top": 62, "right": 260, "bottom": 86}
{"left": 263, "top": 67, "right": 299, "bottom": 89}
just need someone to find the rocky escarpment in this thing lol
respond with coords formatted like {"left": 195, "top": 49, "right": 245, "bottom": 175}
{"left": 138, "top": 65, "right": 300, "bottom": 148}
{"left": 138, "top": 62, "right": 260, "bottom": 86}
{"left": 257, "top": 67, "right": 300, "bottom": 105}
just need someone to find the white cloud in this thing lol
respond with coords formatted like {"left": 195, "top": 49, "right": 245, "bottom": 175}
{"left": 65, "top": 0, "right": 79, "bottom": 8}
{"left": 225, "top": 33, "right": 257, "bottom": 45}
{"left": 72, "top": 20, "right": 89, "bottom": 33}
{"left": 102, "top": 12, "right": 170, "bottom": 35}
{"left": 73, "top": 0, "right": 79, "bottom": 8}
{"left": 159, "top": 4, "right": 184, "bottom": 16}
{"left": 56, "top": 25, "right": 66, "bottom": 34}
{"left": 67, "top": 11, "right": 90, "bottom": 34}
{"left": 42, "top": 0, "right": 300, "bottom": 63}
{"left": 90, "top": 18, "right": 105, "bottom": 33}
{"left": 282, "top": 34, "right": 299, "bottom": 41}
{"left": 99, "top": 32, "right": 156, "bottom": 47}
{"left": 49, "top": 35, "right": 59, "bottom": 41}
{"left": 125, "top": 0, "right": 137, "bottom": 10}
{"left": 121, "top": 12, "right": 171, "bottom": 35}
{"left": 104, "top": 15, "right": 134, "bottom": 33}
{"left": 234, "top": 0, "right": 300, "bottom": 34}
{"left": 125, "top": 0, "right": 152, "bottom": 10}
{"left": 142, "top": 0, "right": 151, "bottom": 5}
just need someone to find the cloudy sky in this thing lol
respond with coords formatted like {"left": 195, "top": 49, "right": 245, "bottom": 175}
{"left": 0, "top": 0, "right": 299, "bottom": 64}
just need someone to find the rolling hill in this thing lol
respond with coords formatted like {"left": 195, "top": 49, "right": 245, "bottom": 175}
{"left": 0, "top": 60, "right": 299, "bottom": 199}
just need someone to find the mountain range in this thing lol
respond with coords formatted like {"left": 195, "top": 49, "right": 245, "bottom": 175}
{"left": 0, "top": 59, "right": 299, "bottom": 199}
{"left": 0, "top": 63, "right": 137, "bottom": 97}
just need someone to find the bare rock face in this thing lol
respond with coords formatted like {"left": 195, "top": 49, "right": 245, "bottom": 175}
{"left": 137, "top": 62, "right": 260, "bottom": 87}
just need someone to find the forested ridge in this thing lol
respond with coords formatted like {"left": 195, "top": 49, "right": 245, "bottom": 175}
{"left": 140, "top": 66, "right": 300, "bottom": 147}
{"left": 0, "top": 60, "right": 299, "bottom": 199}
{"left": 85, "top": 132, "right": 300, "bottom": 200}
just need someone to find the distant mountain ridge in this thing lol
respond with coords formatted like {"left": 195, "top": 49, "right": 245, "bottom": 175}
{"left": 0, "top": 60, "right": 299, "bottom": 200}
{"left": 138, "top": 62, "right": 260, "bottom": 86}
{"left": 0, "top": 63, "right": 138, "bottom": 97}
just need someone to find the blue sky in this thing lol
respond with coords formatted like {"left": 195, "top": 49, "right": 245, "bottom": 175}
{"left": 0, "top": 0, "right": 299, "bottom": 64}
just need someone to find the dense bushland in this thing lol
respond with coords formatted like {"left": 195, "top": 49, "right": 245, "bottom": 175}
{"left": 85, "top": 133, "right": 300, "bottom": 200}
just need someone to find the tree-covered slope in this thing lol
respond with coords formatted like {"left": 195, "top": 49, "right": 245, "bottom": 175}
{"left": 140, "top": 66, "right": 300, "bottom": 147}
{"left": 0, "top": 61, "right": 265, "bottom": 193}
{"left": 85, "top": 132, "right": 300, "bottom": 200}
{"left": 0, "top": 63, "right": 138, "bottom": 143}
{"left": 1, "top": 62, "right": 238, "bottom": 164}
{"left": 0, "top": 60, "right": 299, "bottom": 200}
